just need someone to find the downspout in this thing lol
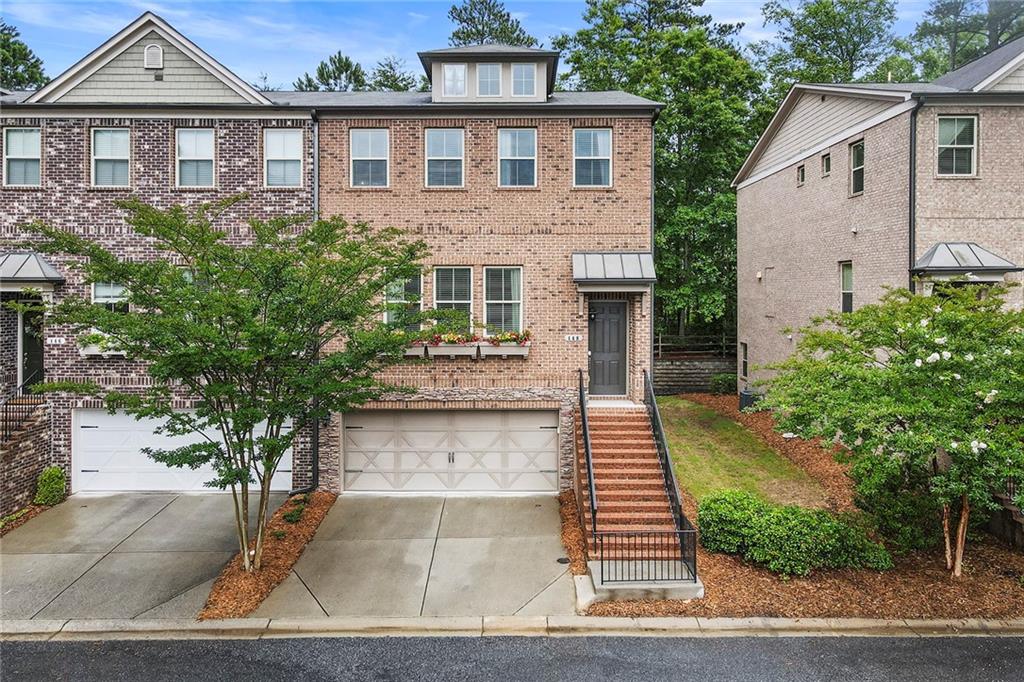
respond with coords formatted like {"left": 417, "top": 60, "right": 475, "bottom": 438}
{"left": 649, "top": 107, "right": 659, "bottom": 388}
{"left": 908, "top": 98, "right": 922, "bottom": 293}
{"left": 291, "top": 108, "right": 321, "bottom": 495}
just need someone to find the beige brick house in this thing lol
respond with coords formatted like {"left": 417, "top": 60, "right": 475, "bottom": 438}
{"left": 734, "top": 38, "right": 1024, "bottom": 388}
{"left": 1, "top": 13, "right": 662, "bottom": 501}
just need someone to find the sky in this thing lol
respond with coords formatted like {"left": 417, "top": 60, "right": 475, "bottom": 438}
{"left": 4, "top": 0, "right": 931, "bottom": 89}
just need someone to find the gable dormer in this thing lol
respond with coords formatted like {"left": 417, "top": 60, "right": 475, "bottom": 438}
{"left": 27, "top": 12, "right": 270, "bottom": 105}
{"left": 417, "top": 45, "right": 559, "bottom": 104}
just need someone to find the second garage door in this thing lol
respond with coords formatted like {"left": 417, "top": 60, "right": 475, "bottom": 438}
{"left": 343, "top": 410, "right": 559, "bottom": 492}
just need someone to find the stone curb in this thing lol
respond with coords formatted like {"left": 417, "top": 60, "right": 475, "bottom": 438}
{"left": 3, "top": 617, "right": 1023, "bottom": 641}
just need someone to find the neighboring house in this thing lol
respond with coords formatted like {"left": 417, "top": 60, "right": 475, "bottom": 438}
{"left": 1, "top": 13, "right": 661, "bottom": 499}
{"left": 734, "top": 37, "right": 1024, "bottom": 387}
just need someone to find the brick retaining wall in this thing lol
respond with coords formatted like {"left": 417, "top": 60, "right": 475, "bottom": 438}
{"left": 0, "top": 406, "right": 52, "bottom": 517}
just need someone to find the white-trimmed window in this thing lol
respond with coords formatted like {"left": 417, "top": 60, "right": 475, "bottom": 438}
{"left": 351, "top": 128, "right": 389, "bottom": 187}
{"left": 4, "top": 128, "right": 41, "bottom": 187}
{"left": 144, "top": 44, "right": 163, "bottom": 69}
{"left": 512, "top": 63, "right": 536, "bottom": 97}
{"left": 796, "top": 164, "right": 805, "bottom": 186}
{"left": 176, "top": 129, "right": 214, "bottom": 188}
{"left": 840, "top": 261, "right": 853, "bottom": 313}
{"left": 484, "top": 267, "right": 522, "bottom": 334}
{"left": 740, "top": 342, "right": 748, "bottom": 378}
{"left": 498, "top": 128, "right": 536, "bottom": 187}
{"left": 937, "top": 115, "right": 977, "bottom": 176}
{"left": 573, "top": 128, "right": 612, "bottom": 187}
{"left": 443, "top": 63, "right": 467, "bottom": 96}
{"left": 92, "top": 282, "right": 128, "bottom": 314}
{"left": 91, "top": 128, "right": 130, "bottom": 187}
{"left": 386, "top": 274, "right": 422, "bottom": 332}
{"left": 425, "top": 128, "right": 464, "bottom": 187}
{"left": 821, "top": 153, "right": 831, "bottom": 177}
{"left": 434, "top": 267, "right": 472, "bottom": 330}
{"left": 264, "top": 128, "right": 302, "bottom": 187}
{"left": 850, "top": 140, "right": 864, "bottom": 195}
{"left": 477, "top": 63, "right": 501, "bottom": 96}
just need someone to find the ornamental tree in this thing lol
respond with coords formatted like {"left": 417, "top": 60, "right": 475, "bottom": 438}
{"left": 25, "top": 196, "right": 452, "bottom": 572}
{"left": 760, "top": 283, "right": 1024, "bottom": 577}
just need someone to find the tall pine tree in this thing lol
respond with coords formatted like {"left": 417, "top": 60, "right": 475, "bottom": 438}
{"left": 448, "top": 0, "right": 539, "bottom": 46}
{"left": 1, "top": 21, "right": 48, "bottom": 90}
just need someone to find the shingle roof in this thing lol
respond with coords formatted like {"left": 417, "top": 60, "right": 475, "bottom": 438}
{"left": 0, "top": 252, "right": 65, "bottom": 283}
{"left": 572, "top": 252, "right": 656, "bottom": 283}
{"left": 935, "top": 34, "right": 1024, "bottom": 90}
{"left": 417, "top": 44, "right": 559, "bottom": 57}
{"left": 912, "top": 242, "right": 1021, "bottom": 273}
{"left": 268, "top": 90, "right": 660, "bottom": 108}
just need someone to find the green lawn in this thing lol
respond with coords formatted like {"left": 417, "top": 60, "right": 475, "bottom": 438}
{"left": 658, "top": 396, "right": 829, "bottom": 508}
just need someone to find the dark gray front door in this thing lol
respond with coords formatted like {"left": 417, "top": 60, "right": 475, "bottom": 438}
{"left": 588, "top": 301, "right": 627, "bottom": 395}
{"left": 20, "top": 307, "right": 44, "bottom": 386}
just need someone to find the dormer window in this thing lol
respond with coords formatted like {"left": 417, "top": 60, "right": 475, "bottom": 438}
{"left": 144, "top": 44, "right": 163, "bottom": 69}
{"left": 512, "top": 63, "right": 535, "bottom": 97}
{"left": 443, "top": 64, "right": 467, "bottom": 97}
{"left": 478, "top": 63, "right": 501, "bottom": 97}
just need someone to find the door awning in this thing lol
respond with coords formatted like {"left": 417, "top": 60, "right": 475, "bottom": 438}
{"left": 572, "top": 252, "right": 655, "bottom": 292}
{"left": 0, "top": 251, "right": 65, "bottom": 289}
{"left": 912, "top": 242, "right": 1021, "bottom": 276}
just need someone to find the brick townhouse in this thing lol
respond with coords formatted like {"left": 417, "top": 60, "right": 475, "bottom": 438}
{"left": 1, "top": 12, "right": 663, "bottom": 506}
{"left": 733, "top": 38, "right": 1024, "bottom": 387}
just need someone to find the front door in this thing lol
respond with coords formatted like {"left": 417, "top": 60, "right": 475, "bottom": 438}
{"left": 588, "top": 301, "right": 627, "bottom": 395}
{"left": 19, "top": 306, "right": 44, "bottom": 387}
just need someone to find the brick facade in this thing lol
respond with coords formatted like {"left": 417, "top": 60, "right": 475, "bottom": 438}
{"left": 0, "top": 406, "right": 50, "bottom": 517}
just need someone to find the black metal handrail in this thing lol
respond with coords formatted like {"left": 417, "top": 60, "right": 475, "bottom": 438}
{"left": 578, "top": 369, "right": 598, "bottom": 539}
{"left": 1, "top": 370, "right": 44, "bottom": 443}
{"left": 644, "top": 369, "right": 686, "bottom": 530}
{"left": 598, "top": 527, "right": 697, "bottom": 583}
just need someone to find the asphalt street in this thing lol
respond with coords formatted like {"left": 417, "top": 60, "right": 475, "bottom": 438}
{"left": 3, "top": 636, "right": 1024, "bottom": 681}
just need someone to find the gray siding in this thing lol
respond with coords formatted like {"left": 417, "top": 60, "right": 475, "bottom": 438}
{"left": 751, "top": 92, "right": 896, "bottom": 175}
{"left": 988, "top": 62, "right": 1024, "bottom": 91}
{"left": 56, "top": 32, "right": 247, "bottom": 104}
{"left": 430, "top": 61, "right": 548, "bottom": 103}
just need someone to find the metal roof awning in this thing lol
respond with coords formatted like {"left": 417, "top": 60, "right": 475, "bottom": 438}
{"left": 1, "top": 251, "right": 65, "bottom": 290}
{"left": 912, "top": 242, "right": 1021, "bottom": 275}
{"left": 572, "top": 252, "right": 656, "bottom": 292}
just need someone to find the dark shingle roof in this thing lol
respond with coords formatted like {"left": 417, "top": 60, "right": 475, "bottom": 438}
{"left": 269, "top": 90, "right": 660, "bottom": 109}
{"left": 935, "top": 34, "right": 1024, "bottom": 90}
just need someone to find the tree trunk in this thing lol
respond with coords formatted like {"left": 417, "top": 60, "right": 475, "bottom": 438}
{"left": 229, "top": 483, "right": 249, "bottom": 571}
{"left": 942, "top": 503, "right": 953, "bottom": 571}
{"left": 253, "top": 474, "right": 272, "bottom": 571}
{"left": 952, "top": 494, "right": 971, "bottom": 578}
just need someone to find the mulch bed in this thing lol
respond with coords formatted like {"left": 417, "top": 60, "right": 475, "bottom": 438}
{"left": 559, "top": 490, "right": 589, "bottom": 575}
{"left": 680, "top": 393, "right": 856, "bottom": 512}
{"left": 199, "top": 490, "right": 336, "bottom": 620}
{"left": 0, "top": 504, "right": 51, "bottom": 537}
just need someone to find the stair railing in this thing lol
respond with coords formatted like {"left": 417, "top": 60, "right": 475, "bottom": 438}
{"left": 1, "top": 370, "right": 43, "bottom": 443}
{"left": 578, "top": 369, "right": 598, "bottom": 540}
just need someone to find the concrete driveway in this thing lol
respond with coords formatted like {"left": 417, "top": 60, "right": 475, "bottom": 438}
{"left": 254, "top": 495, "right": 575, "bottom": 618}
{"left": 0, "top": 493, "right": 283, "bottom": 620}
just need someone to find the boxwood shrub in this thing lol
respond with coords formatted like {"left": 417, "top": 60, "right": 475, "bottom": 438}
{"left": 698, "top": 490, "right": 892, "bottom": 576}
{"left": 709, "top": 373, "right": 736, "bottom": 395}
{"left": 33, "top": 466, "right": 67, "bottom": 506}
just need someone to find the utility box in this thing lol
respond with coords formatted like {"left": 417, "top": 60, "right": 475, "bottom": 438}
{"left": 739, "top": 389, "right": 760, "bottom": 410}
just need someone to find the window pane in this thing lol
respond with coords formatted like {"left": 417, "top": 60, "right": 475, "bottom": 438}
{"left": 177, "top": 129, "right": 213, "bottom": 158}
{"left": 6, "top": 159, "right": 40, "bottom": 185}
{"left": 6, "top": 129, "right": 40, "bottom": 157}
{"left": 94, "top": 130, "right": 129, "bottom": 157}
{"left": 841, "top": 264, "right": 853, "bottom": 291}
{"left": 352, "top": 129, "right": 387, "bottom": 159}
{"left": 95, "top": 159, "right": 129, "bottom": 186}
{"left": 266, "top": 129, "right": 301, "bottom": 159}
{"left": 575, "top": 158, "right": 610, "bottom": 186}
{"left": 444, "top": 64, "right": 466, "bottom": 96}
{"left": 852, "top": 167, "right": 864, "bottom": 194}
{"left": 500, "top": 129, "right": 534, "bottom": 157}
{"left": 267, "top": 159, "right": 301, "bottom": 186}
{"left": 953, "top": 148, "right": 973, "bottom": 175}
{"left": 486, "top": 267, "right": 520, "bottom": 300}
{"left": 852, "top": 142, "right": 864, "bottom": 169}
{"left": 842, "top": 292, "right": 853, "bottom": 314}
{"left": 427, "top": 159, "right": 462, "bottom": 186}
{"left": 500, "top": 159, "right": 534, "bottom": 186}
{"left": 512, "top": 64, "right": 535, "bottom": 96}
{"left": 478, "top": 64, "right": 500, "bottom": 95}
{"left": 953, "top": 117, "right": 974, "bottom": 146}
{"left": 938, "top": 147, "right": 955, "bottom": 175}
{"left": 436, "top": 268, "right": 471, "bottom": 301}
{"left": 179, "top": 159, "right": 213, "bottom": 186}
{"left": 486, "top": 302, "right": 521, "bottom": 332}
{"left": 94, "top": 282, "right": 126, "bottom": 300}
{"left": 353, "top": 159, "right": 387, "bottom": 186}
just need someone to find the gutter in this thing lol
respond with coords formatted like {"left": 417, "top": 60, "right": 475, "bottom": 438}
{"left": 908, "top": 98, "right": 923, "bottom": 292}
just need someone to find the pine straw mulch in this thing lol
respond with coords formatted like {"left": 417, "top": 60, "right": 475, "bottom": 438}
{"left": 0, "top": 503, "right": 51, "bottom": 537}
{"left": 679, "top": 393, "right": 857, "bottom": 513}
{"left": 198, "top": 490, "right": 336, "bottom": 620}
{"left": 559, "top": 489, "right": 589, "bottom": 575}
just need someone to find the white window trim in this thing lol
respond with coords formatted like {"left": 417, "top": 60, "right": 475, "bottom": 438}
{"left": 796, "top": 164, "right": 805, "bottom": 186}
{"left": 936, "top": 115, "right": 978, "bottom": 178}
{"left": 3, "top": 127, "right": 41, "bottom": 187}
{"left": 350, "top": 128, "right": 390, "bottom": 189}
{"left": 511, "top": 63, "right": 536, "bottom": 98}
{"left": 849, "top": 139, "right": 864, "bottom": 196}
{"left": 385, "top": 273, "right": 423, "bottom": 325}
{"left": 483, "top": 266, "right": 524, "bottom": 335}
{"left": 840, "top": 261, "right": 854, "bottom": 312}
{"left": 433, "top": 266, "right": 473, "bottom": 321}
{"left": 91, "top": 281, "right": 128, "bottom": 309}
{"left": 477, "top": 63, "right": 502, "bottom": 97}
{"left": 144, "top": 44, "right": 163, "bottom": 69}
{"left": 442, "top": 63, "right": 468, "bottom": 97}
{"left": 424, "top": 128, "right": 465, "bottom": 188}
{"left": 91, "top": 127, "right": 131, "bottom": 188}
{"left": 573, "top": 128, "right": 613, "bottom": 188}
{"left": 497, "top": 128, "right": 537, "bottom": 188}
{"left": 821, "top": 153, "right": 831, "bottom": 177}
{"left": 175, "top": 128, "right": 215, "bottom": 189}
{"left": 263, "top": 128, "right": 304, "bottom": 189}
{"left": 740, "top": 342, "right": 748, "bottom": 379}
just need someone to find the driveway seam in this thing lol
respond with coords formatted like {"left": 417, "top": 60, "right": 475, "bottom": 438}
{"left": 512, "top": 568, "right": 569, "bottom": 616}
{"left": 418, "top": 496, "right": 447, "bottom": 617}
{"left": 28, "top": 494, "right": 180, "bottom": 620}
{"left": 292, "top": 568, "right": 330, "bottom": 618}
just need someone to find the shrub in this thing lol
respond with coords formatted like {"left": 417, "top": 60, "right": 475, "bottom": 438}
{"left": 33, "top": 466, "right": 66, "bottom": 506}
{"left": 282, "top": 505, "right": 305, "bottom": 524}
{"left": 849, "top": 454, "right": 942, "bottom": 554}
{"left": 698, "top": 490, "right": 892, "bottom": 576}
{"left": 709, "top": 373, "right": 736, "bottom": 395}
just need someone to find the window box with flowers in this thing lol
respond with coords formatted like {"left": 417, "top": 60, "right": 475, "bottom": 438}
{"left": 479, "top": 330, "right": 531, "bottom": 358}
{"left": 425, "top": 332, "right": 481, "bottom": 359}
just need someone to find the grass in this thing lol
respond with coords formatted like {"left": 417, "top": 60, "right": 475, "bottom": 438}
{"left": 658, "top": 396, "right": 829, "bottom": 508}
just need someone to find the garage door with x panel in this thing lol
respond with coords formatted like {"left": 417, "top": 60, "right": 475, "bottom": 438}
{"left": 343, "top": 410, "right": 559, "bottom": 492}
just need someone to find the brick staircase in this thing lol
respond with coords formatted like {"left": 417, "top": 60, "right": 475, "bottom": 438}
{"left": 578, "top": 408, "right": 678, "bottom": 557}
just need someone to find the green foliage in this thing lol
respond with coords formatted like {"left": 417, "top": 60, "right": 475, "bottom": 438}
{"left": 913, "top": 0, "right": 1024, "bottom": 78}
{"left": 294, "top": 52, "right": 368, "bottom": 91}
{"left": 368, "top": 56, "right": 419, "bottom": 92}
{"left": 698, "top": 490, "right": 893, "bottom": 576}
{"left": 282, "top": 506, "right": 305, "bottom": 524}
{"left": 271, "top": 529, "right": 287, "bottom": 540}
{"left": 448, "top": 0, "right": 539, "bottom": 47}
{"left": 1, "top": 21, "right": 48, "bottom": 90}
{"left": 0, "top": 508, "right": 30, "bottom": 529}
{"left": 554, "top": 1, "right": 760, "bottom": 333}
{"left": 761, "top": 283, "right": 1024, "bottom": 567}
{"left": 709, "top": 373, "right": 736, "bottom": 395}
{"left": 33, "top": 466, "right": 66, "bottom": 506}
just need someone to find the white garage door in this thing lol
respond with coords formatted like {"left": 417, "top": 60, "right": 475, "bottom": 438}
{"left": 73, "top": 409, "right": 293, "bottom": 492}
{"left": 343, "top": 410, "right": 559, "bottom": 492}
